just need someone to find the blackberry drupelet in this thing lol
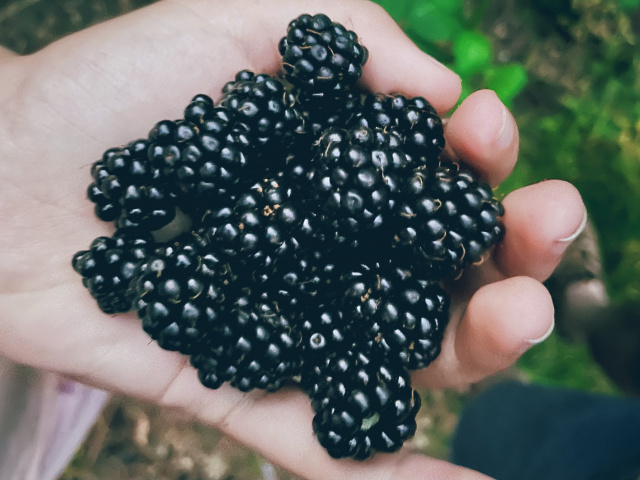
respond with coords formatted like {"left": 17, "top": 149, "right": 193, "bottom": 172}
{"left": 279, "top": 14, "right": 369, "bottom": 101}
{"left": 72, "top": 229, "right": 153, "bottom": 314}
{"left": 134, "top": 233, "right": 236, "bottom": 355}
{"left": 393, "top": 160, "right": 506, "bottom": 279}
{"left": 310, "top": 348, "right": 421, "bottom": 460}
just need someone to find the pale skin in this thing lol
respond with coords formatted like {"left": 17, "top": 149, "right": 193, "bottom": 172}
{"left": 0, "top": 0, "right": 586, "bottom": 478}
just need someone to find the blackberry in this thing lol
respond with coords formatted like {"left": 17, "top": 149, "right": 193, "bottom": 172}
{"left": 191, "top": 294, "right": 303, "bottom": 392}
{"left": 351, "top": 93, "right": 445, "bottom": 162}
{"left": 309, "top": 349, "right": 421, "bottom": 459}
{"left": 220, "top": 73, "right": 302, "bottom": 159}
{"left": 279, "top": 14, "right": 369, "bottom": 100}
{"left": 340, "top": 262, "right": 450, "bottom": 369}
{"left": 172, "top": 106, "right": 251, "bottom": 213}
{"left": 72, "top": 229, "right": 152, "bottom": 314}
{"left": 201, "top": 178, "right": 305, "bottom": 271}
{"left": 91, "top": 138, "right": 174, "bottom": 230}
{"left": 306, "top": 126, "right": 411, "bottom": 251}
{"left": 393, "top": 161, "right": 506, "bottom": 278}
{"left": 134, "top": 233, "right": 237, "bottom": 355}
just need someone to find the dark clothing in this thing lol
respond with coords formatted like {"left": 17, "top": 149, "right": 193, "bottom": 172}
{"left": 452, "top": 381, "right": 640, "bottom": 480}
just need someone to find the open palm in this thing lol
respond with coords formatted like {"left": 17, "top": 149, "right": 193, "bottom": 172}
{"left": 0, "top": 0, "right": 585, "bottom": 478}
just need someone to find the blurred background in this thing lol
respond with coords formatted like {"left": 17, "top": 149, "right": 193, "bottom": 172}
{"left": 1, "top": 0, "right": 639, "bottom": 478}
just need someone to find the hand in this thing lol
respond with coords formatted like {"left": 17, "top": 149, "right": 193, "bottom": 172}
{"left": 0, "top": 0, "right": 585, "bottom": 478}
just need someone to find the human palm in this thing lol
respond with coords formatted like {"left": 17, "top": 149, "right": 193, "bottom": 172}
{"left": 0, "top": 1, "right": 585, "bottom": 478}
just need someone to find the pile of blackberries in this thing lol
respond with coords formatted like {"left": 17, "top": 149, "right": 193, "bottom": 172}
{"left": 72, "top": 13, "right": 505, "bottom": 460}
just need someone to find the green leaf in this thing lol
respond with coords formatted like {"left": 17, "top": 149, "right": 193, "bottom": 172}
{"left": 407, "top": 3, "right": 463, "bottom": 43}
{"left": 485, "top": 63, "right": 528, "bottom": 105}
{"left": 453, "top": 31, "right": 493, "bottom": 76}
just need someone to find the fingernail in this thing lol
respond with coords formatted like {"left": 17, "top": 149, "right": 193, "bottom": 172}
{"left": 496, "top": 104, "right": 516, "bottom": 151}
{"left": 558, "top": 210, "right": 588, "bottom": 243}
{"left": 525, "top": 318, "right": 555, "bottom": 346}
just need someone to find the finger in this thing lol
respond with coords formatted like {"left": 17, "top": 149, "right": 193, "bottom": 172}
{"left": 413, "top": 276, "right": 554, "bottom": 390}
{"left": 493, "top": 179, "right": 587, "bottom": 282}
{"left": 443, "top": 90, "right": 519, "bottom": 186}
{"left": 352, "top": 4, "right": 462, "bottom": 113}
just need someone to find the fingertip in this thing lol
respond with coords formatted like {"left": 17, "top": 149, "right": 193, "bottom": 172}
{"left": 456, "top": 276, "right": 554, "bottom": 378}
{"left": 444, "top": 89, "right": 519, "bottom": 186}
{"left": 496, "top": 180, "right": 586, "bottom": 281}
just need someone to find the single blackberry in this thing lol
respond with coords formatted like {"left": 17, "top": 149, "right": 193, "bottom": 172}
{"left": 340, "top": 261, "right": 450, "bottom": 369}
{"left": 191, "top": 294, "right": 303, "bottom": 392}
{"left": 134, "top": 233, "right": 237, "bottom": 355}
{"left": 279, "top": 14, "right": 369, "bottom": 99}
{"left": 220, "top": 73, "right": 302, "bottom": 159}
{"left": 351, "top": 93, "right": 445, "bottom": 162}
{"left": 172, "top": 106, "right": 252, "bottom": 214}
{"left": 90, "top": 132, "right": 178, "bottom": 231}
{"left": 200, "top": 177, "right": 305, "bottom": 271}
{"left": 306, "top": 126, "right": 411, "bottom": 253}
{"left": 72, "top": 229, "right": 153, "bottom": 314}
{"left": 393, "top": 161, "right": 506, "bottom": 278}
{"left": 309, "top": 348, "right": 421, "bottom": 460}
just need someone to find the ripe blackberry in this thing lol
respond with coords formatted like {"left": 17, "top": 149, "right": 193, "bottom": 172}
{"left": 310, "top": 349, "right": 421, "bottom": 459}
{"left": 72, "top": 229, "right": 153, "bottom": 314}
{"left": 220, "top": 73, "right": 302, "bottom": 158}
{"left": 393, "top": 161, "right": 506, "bottom": 278}
{"left": 91, "top": 132, "right": 178, "bottom": 231}
{"left": 340, "top": 262, "right": 450, "bottom": 370}
{"left": 134, "top": 233, "right": 237, "bottom": 355}
{"left": 351, "top": 93, "right": 445, "bottom": 162}
{"left": 191, "top": 295, "right": 303, "bottom": 392}
{"left": 279, "top": 14, "right": 369, "bottom": 99}
{"left": 172, "top": 106, "right": 252, "bottom": 213}
{"left": 307, "top": 126, "right": 411, "bottom": 251}
{"left": 200, "top": 178, "right": 305, "bottom": 271}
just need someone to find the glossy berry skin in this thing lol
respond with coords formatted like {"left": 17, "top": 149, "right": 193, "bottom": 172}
{"left": 220, "top": 73, "right": 302, "bottom": 157}
{"left": 351, "top": 93, "right": 445, "bottom": 163}
{"left": 191, "top": 295, "right": 303, "bottom": 392}
{"left": 309, "top": 348, "right": 421, "bottom": 460}
{"left": 279, "top": 13, "right": 369, "bottom": 98}
{"left": 393, "top": 161, "right": 506, "bottom": 279}
{"left": 305, "top": 126, "right": 411, "bottom": 255}
{"left": 201, "top": 178, "right": 305, "bottom": 271}
{"left": 72, "top": 229, "right": 153, "bottom": 314}
{"left": 134, "top": 233, "right": 236, "bottom": 355}
{"left": 340, "top": 261, "right": 450, "bottom": 370}
{"left": 90, "top": 138, "right": 177, "bottom": 231}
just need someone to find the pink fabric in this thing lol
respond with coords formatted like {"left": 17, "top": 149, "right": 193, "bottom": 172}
{"left": 0, "top": 358, "right": 108, "bottom": 480}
